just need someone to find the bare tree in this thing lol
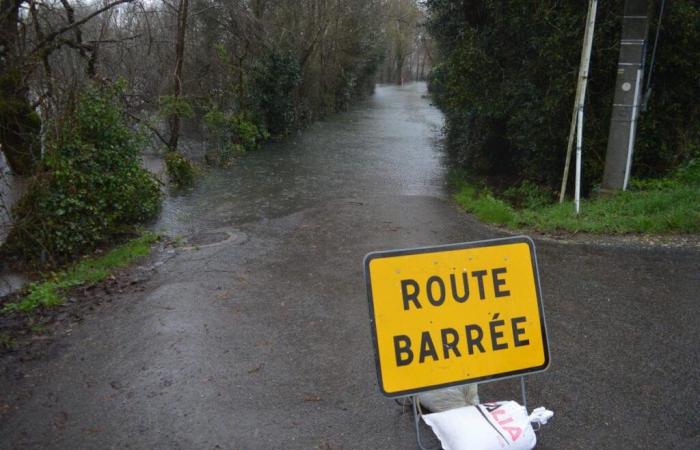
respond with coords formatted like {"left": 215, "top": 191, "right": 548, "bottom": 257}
{"left": 167, "top": 0, "right": 189, "bottom": 151}
{"left": 0, "top": 0, "right": 134, "bottom": 175}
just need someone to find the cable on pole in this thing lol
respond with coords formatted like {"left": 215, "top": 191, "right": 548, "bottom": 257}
{"left": 642, "top": 0, "right": 666, "bottom": 111}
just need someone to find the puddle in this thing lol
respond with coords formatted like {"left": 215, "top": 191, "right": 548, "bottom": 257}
{"left": 179, "top": 228, "right": 245, "bottom": 250}
{"left": 0, "top": 272, "right": 29, "bottom": 298}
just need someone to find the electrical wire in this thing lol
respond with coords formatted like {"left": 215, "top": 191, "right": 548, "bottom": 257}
{"left": 643, "top": 0, "right": 666, "bottom": 110}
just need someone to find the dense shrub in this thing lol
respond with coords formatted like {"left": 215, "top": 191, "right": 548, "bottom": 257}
{"left": 251, "top": 49, "right": 301, "bottom": 136}
{"left": 203, "top": 108, "right": 269, "bottom": 166}
{"left": 164, "top": 151, "right": 196, "bottom": 188}
{"left": 427, "top": 0, "right": 700, "bottom": 194}
{"left": 1, "top": 84, "right": 161, "bottom": 266}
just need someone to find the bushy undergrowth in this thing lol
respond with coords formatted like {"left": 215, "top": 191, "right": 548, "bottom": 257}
{"left": 453, "top": 160, "right": 700, "bottom": 234}
{"left": 203, "top": 108, "right": 269, "bottom": 166}
{"left": 165, "top": 151, "right": 196, "bottom": 188}
{"left": 1, "top": 233, "right": 158, "bottom": 314}
{"left": 1, "top": 84, "right": 161, "bottom": 266}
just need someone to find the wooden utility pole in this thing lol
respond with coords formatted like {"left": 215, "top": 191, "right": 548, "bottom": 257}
{"left": 601, "top": 0, "right": 649, "bottom": 192}
{"left": 559, "top": 0, "right": 598, "bottom": 204}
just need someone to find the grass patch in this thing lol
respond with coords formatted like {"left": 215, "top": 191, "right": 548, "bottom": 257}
{"left": 455, "top": 185, "right": 517, "bottom": 226}
{"left": 1, "top": 232, "right": 158, "bottom": 315}
{"left": 0, "top": 332, "right": 16, "bottom": 350}
{"left": 453, "top": 161, "right": 700, "bottom": 234}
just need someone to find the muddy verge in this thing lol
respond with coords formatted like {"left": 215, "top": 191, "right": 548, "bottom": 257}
{"left": 0, "top": 244, "right": 169, "bottom": 364}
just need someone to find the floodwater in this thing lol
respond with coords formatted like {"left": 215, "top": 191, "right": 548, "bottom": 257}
{"left": 0, "top": 153, "right": 28, "bottom": 245}
{"left": 2, "top": 83, "right": 445, "bottom": 295}
{"left": 0, "top": 154, "right": 29, "bottom": 296}
{"left": 155, "top": 82, "right": 448, "bottom": 236}
{"left": 1, "top": 82, "right": 699, "bottom": 449}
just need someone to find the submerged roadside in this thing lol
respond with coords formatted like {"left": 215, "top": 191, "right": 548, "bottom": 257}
{"left": 0, "top": 233, "right": 166, "bottom": 355}
{"left": 0, "top": 83, "right": 697, "bottom": 449}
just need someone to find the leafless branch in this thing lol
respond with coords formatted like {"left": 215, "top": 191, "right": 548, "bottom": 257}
{"left": 31, "top": 0, "right": 134, "bottom": 55}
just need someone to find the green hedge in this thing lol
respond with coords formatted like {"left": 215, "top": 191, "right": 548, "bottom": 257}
{"left": 427, "top": 0, "right": 700, "bottom": 194}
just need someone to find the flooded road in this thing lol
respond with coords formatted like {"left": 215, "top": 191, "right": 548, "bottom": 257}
{"left": 1, "top": 83, "right": 698, "bottom": 449}
{"left": 155, "top": 82, "right": 447, "bottom": 236}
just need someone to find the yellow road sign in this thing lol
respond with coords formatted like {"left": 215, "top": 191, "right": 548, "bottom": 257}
{"left": 364, "top": 236, "right": 549, "bottom": 397}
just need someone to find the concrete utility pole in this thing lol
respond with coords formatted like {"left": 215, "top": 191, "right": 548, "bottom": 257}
{"left": 601, "top": 0, "right": 649, "bottom": 192}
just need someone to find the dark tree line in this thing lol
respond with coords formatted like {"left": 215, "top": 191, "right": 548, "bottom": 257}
{"left": 1, "top": 0, "right": 429, "bottom": 266}
{"left": 1, "top": 0, "right": 397, "bottom": 176}
{"left": 427, "top": 0, "right": 700, "bottom": 195}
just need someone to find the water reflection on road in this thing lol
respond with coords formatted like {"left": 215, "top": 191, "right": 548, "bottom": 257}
{"left": 154, "top": 82, "right": 447, "bottom": 236}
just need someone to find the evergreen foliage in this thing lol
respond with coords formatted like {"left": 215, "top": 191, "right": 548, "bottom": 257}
{"left": 203, "top": 108, "right": 270, "bottom": 166}
{"left": 427, "top": 0, "right": 700, "bottom": 194}
{"left": 164, "top": 151, "right": 196, "bottom": 188}
{"left": 252, "top": 49, "right": 301, "bottom": 136}
{"left": 2, "top": 84, "right": 161, "bottom": 266}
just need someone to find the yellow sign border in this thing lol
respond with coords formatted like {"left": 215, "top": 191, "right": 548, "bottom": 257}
{"left": 364, "top": 236, "right": 550, "bottom": 397}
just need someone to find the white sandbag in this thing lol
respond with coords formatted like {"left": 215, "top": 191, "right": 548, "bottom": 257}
{"left": 417, "top": 384, "right": 479, "bottom": 412}
{"left": 529, "top": 407, "right": 554, "bottom": 427}
{"left": 422, "top": 401, "right": 546, "bottom": 450}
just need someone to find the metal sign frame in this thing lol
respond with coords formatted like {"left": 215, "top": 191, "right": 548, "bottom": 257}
{"left": 364, "top": 236, "right": 550, "bottom": 398}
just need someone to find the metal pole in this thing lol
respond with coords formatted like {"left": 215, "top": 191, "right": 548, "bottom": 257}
{"left": 559, "top": 0, "right": 598, "bottom": 203}
{"left": 411, "top": 397, "right": 436, "bottom": 450}
{"left": 643, "top": 0, "right": 666, "bottom": 110}
{"left": 623, "top": 68, "right": 643, "bottom": 190}
{"left": 520, "top": 376, "right": 528, "bottom": 411}
{"left": 575, "top": 106, "right": 583, "bottom": 214}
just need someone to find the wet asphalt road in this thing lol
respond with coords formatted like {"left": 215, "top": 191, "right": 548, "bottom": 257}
{"left": 1, "top": 83, "right": 699, "bottom": 449}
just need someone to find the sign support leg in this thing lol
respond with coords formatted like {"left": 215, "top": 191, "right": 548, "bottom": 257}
{"left": 411, "top": 396, "right": 438, "bottom": 450}
{"left": 520, "top": 376, "right": 541, "bottom": 431}
{"left": 520, "top": 376, "right": 528, "bottom": 411}
{"left": 409, "top": 379, "right": 537, "bottom": 448}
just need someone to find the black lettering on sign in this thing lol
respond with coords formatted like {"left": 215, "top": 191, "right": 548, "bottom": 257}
{"left": 511, "top": 316, "right": 530, "bottom": 347}
{"left": 427, "top": 276, "right": 446, "bottom": 306}
{"left": 492, "top": 267, "right": 510, "bottom": 297}
{"left": 400, "top": 279, "right": 421, "bottom": 310}
{"left": 450, "top": 272, "right": 469, "bottom": 303}
{"left": 440, "top": 328, "right": 461, "bottom": 359}
{"left": 394, "top": 335, "right": 413, "bottom": 366}
{"left": 465, "top": 324, "right": 485, "bottom": 354}
{"left": 489, "top": 313, "right": 508, "bottom": 351}
{"left": 471, "top": 270, "right": 488, "bottom": 299}
{"left": 419, "top": 331, "right": 438, "bottom": 363}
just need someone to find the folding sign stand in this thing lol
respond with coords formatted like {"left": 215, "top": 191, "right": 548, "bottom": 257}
{"left": 364, "top": 237, "right": 550, "bottom": 450}
{"left": 409, "top": 376, "right": 534, "bottom": 450}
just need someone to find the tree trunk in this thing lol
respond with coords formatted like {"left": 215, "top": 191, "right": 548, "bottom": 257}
{"left": 0, "top": 0, "right": 41, "bottom": 175}
{"left": 168, "top": 0, "right": 189, "bottom": 152}
{"left": 395, "top": 51, "right": 404, "bottom": 85}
